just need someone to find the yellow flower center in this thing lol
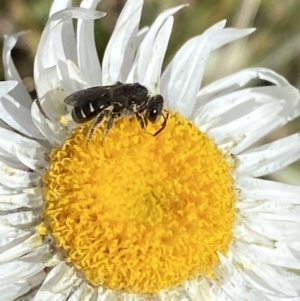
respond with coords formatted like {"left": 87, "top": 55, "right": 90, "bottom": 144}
{"left": 43, "top": 112, "right": 236, "bottom": 294}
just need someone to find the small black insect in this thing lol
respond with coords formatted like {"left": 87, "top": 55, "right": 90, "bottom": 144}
{"left": 64, "top": 82, "right": 169, "bottom": 142}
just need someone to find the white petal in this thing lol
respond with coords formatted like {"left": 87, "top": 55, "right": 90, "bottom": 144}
{"left": 0, "top": 227, "right": 34, "bottom": 242}
{"left": 3, "top": 34, "right": 33, "bottom": 108}
{"left": 184, "top": 278, "right": 213, "bottom": 301}
{"left": 237, "top": 176, "right": 300, "bottom": 205}
{"left": 237, "top": 133, "right": 300, "bottom": 177}
{"left": 236, "top": 241, "right": 300, "bottom": 270}
{"left": 0, "top": 128, "right": 48, "bottom": 173}
{"left": 0, "top": 229, "right": 36, "bottom": 251}
{"left": 194, "top": 84, "right": 297, "bottom": 128}
{"left": 0, "top": 185, "right": 17, "bottom": 195}
{"left": 233, "top": 222, "right": 274, "bottom": 247}
{"left": 0, "top": 233, "right": 42, "bottom": 263}
{"left": 102, "top": 0, "right": 143, "bottom": 85}
{"left": 0, "top": 190, "right": 42, "bottom": 211}
{"left": 197, "top": 68, "right": 300, "bottom": 135}
{"left": 57, "top": 60, "right": 88, "bottom": 95}
{"left": 142, "top": 16, "right": 174, "bottom": 94}
{"left": 195, "top": 68, "right": 293, "bottom": 107}
{"left": 33, "top": 8, "right": 105, "bottom": 124}
{"left": 49, "top": 0, "right": 77, "bottom": 69}
{"left": 232, "top": 245, "right": 298, "bottom": 297}
{"left": 0, "top": 235, "right": 32, "bottom": 251}
{"left": 136, "top": 4, "right": 187, "bottom": 85}
{"left": 0, "top": 248, "right": 47, "bottom": 286}
{"left": 50, "top": 27, "right": 77, "bottom": 68}
{"left": 0, "top": 161, "right": 40, "bottom": 189}
{"left": 0, "top": 80, "right": 17, "bottom": 97}
{"left": 217, "top": 272, "right": 265, "bottom": 301}
{"left": 242, "top": 214, "right": 300, "bottom": 242}
{"left": 126, "top": 27, "right": 149, "bottom": 83}
{"left": 210, "top": 27, "right": 255, "bottom": 50}
{"left": 34, "top": 7, "right": 105, "bottom": 99}
{"left": 31, "top": 101, "right": 65, "bottom": 146}
{"left": 33, "top": 262, "right": 81, "bottom": 301}
{"left": 0, "top": 92, "right": 43, "bottom": 139}
{"left": 237, "top": 199, "right": 300, "bottom": 223}
{"left": 0, "top": 156, "right": 25, "bottom": 172}
{"left": 33, "top": 66, "right": 66, "bottom": 121}
{"left": 37, "top": 62, "right": 87, "bottom": 123}
{"left": 213, "top": 253, "right": 250, "bottom": 301}
{"left": 68, "top": 282, "right": 96, "bottom": 301}
{"left": 158, "top": 289, "right": 190, "bottom": 301}
{"left": 13, "top": 288, "right": 40, "bottom": 301}
{"left": 162, "top": 34, "right": 211, "bottom": 115}
{"left": 0, "top": 282, "right": 33, "bottom": 301}
{"left": 267, "top": 295, "right": 300, "bottom": 301}
{"left": 161, "top": 22, "right": 254, "bottom": 118}
{"left": 194, "top": 72, "right": 299, "bottom": 153}
{"left": 96, "top": 288, "right": 123, "bottom": 301}
{"left": 77, "top": 0, "right": 103, "bottom": 86}
{"left": 0, "top": 210, "right": 40, "bottom": 228}
{"left": 208, "top": 101, "right": 284, "bottom": 151}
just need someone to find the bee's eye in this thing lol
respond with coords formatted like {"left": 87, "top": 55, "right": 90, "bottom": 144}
{"left": 147, "top": 108, "right": 160, "bottom": 123}
{"left": 146, "top": 94, "right": 163, "bottom": 123}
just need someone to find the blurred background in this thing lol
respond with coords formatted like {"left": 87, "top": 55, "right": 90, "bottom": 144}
{"left": 0, "top": 0, "right": 299, "bottom": 185}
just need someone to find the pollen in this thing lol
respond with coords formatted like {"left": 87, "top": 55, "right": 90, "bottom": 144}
{"left": 43, "top": 113, "right": 236, "bottom": 294}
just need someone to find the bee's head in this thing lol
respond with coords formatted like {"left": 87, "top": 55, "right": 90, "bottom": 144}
{"left": 145, "top": 94, "right": 164, "bottom": 123}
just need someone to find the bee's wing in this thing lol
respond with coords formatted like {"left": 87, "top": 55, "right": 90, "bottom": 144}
{"left": 64, "top": 83, "right": 124, "bottom": 107}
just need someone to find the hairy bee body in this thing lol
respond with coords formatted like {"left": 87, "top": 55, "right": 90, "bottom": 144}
{"left": 64, "top": 82, "right": 168, "bottom": 142}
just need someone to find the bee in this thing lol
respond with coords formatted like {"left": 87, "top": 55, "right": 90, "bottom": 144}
{"left": 64, "top": 82, "right": 169, "bottom": 142}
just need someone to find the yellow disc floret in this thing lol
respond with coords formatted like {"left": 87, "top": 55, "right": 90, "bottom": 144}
{"left": 43, "top": 112, "right": 236, "bottom": 294}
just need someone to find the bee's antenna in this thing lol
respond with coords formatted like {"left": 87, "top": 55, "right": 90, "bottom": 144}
{"left": 153, "top": 110, "right": 169, "bottom": 136}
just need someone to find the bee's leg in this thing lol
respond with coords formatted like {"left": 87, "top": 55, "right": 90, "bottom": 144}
{"left": 86, "top": 110, "right": 109, "bottom": 143}
{"left": 102, "top": 113, "right": 118, "bottom": 142}
{"left": 135, "top": 113, "right": 148, "bottom": 130}
{"left": 153, "top": 110, "right": 169, "bottom": 136}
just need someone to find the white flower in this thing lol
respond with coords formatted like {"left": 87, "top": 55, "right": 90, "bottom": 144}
{"left": 1, "top": 0, "right": 300, "bottom": 301}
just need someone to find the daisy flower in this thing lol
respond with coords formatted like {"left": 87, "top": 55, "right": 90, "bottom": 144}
{"left": 1, "top": 0, "right": 300, "bottom": 300}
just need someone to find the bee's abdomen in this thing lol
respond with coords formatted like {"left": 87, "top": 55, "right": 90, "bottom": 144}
{"left": 72, "top": 105, "right": 98, "bottom": 123}
{"left": 72, "top": 101, "right": 112, "bottom": 123}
